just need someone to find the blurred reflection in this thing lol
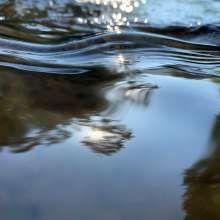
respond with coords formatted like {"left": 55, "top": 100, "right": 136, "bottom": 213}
{"left": 121, "top": 82, "right": 158, "bottom": 105}
{"left": 0, "top": 69, "right": 109, "bottom": 152}
{"left": 105, "top": 80, "right": 158, "bottom": 116}
{"left": 183, "top": 113, "right": 220, "bottom": 220}
{"left": 0, "top": 69, "right": 157, "bottom": 154}
{"left": 80, "top": 118, "right": 133, "bottom": 155}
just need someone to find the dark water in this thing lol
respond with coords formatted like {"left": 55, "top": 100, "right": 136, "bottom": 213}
{"left": 1, "top": 0, "right": 220, "bottom": 220}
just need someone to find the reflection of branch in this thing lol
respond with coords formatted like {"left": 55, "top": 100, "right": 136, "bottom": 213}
{"left": 106, "top": 81, "right": 158, "bottom": 115}
{"left": 81, "top": 119, "right": 133, "bottom": 155}
{"left": 8, "top": 125, "right": 72, "bottom": 153}
{"left": 122, "top": 83, "right": 158, "bottom": 105}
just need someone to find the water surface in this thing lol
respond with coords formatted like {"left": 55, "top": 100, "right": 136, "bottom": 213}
{"left": 0, "top": 0, "right": 220, "bottom": 220}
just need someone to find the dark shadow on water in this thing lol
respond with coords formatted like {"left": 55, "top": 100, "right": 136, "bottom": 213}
{"left": 183, "top": 113, "right": 220, "bottom": 220}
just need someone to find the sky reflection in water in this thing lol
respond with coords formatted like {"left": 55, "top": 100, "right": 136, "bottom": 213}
{"left": 0, "top": 68, "right": 220, "bottom": 220}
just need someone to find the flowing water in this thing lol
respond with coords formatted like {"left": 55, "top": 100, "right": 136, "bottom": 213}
{"left": 0, "top": 0, "right": 220, "bottom": 219}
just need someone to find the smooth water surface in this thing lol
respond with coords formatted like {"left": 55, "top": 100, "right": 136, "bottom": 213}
{"left": 0, "top": 0, "right": 220, "bottom": 220}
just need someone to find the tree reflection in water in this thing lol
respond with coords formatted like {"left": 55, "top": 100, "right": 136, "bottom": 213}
{"left": 0, "top": 68, "right": 157, "bottom": 154}
{"left": 0, "top": 68, "right": 110, "bottom": 153}
{"left": 81, "top": 118, "right": 133, "bottom": 155}
{"left": 183, "top": 113, "right": 220, "bottom": 220}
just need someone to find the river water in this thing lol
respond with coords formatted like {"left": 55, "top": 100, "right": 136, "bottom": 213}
{"left": 0, "top": 0, "right": 220, "bottom": 220}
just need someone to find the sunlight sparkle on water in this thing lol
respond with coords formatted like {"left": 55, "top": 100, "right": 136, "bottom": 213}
{"left": 77, "top": 0, "right": 147, "bottom": 32}
{"left": 87, "top": 128, "right": 107, "bottom": 142}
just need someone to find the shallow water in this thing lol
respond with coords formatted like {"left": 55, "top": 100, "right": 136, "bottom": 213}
{"left": 0, "top": 0, "right": 220, "bottom": 220}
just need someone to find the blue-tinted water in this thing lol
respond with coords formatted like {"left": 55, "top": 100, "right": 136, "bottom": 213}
{"left": 0, "top": 1, "right": 220, "bottom": 219}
